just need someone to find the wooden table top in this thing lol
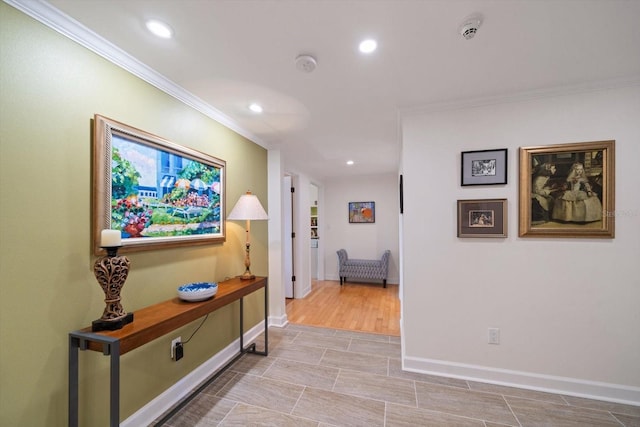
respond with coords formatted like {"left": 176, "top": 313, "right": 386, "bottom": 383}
{"left": 77, "top": 276, "right": 267, "bottom": 354}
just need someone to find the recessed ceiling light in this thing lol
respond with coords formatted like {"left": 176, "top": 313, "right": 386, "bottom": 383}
{"left": 146, "top": 20, "right": 173, "bottom": 39}
{"left": 346, "top": 160, "right": 355, "bottom": 165}
{"left": 359, "top": 39, "right": 377, "bottom": 54}
{"left": 249, "top": 103, "right": 263, "bottom": 113}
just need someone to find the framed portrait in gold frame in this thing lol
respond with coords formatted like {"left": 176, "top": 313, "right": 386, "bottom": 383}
{"left": 519, "top": 140, "right": 614, "bottom": 238}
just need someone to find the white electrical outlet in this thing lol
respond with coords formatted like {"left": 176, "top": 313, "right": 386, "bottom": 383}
{"left": 170, "top": 337, "right": 181, "bottom": 358}
{"left": 488, "top": 328, "right": 500, "bottom": 345}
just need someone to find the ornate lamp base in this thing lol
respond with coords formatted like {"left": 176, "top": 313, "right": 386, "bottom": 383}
{"left": 239, "top": 242, "right": 255, "bottom": 280}
{"left": 92, "top": 312, "right": 134, "bottom": 332}
{"left": 240, "top": 271, "right": 256, "bottom": 280}
{"left": 92, "top": 246, "right": 134, "bottom": 332}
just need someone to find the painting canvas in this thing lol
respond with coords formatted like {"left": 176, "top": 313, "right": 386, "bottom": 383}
{"left": 469, "top": 209, "right": 494, "bottom": 227}
{"left": 519, "top": 140, "right": 614, "bottom": 238}
{"left": 349, "top": 201, "right": 375, "bottom": 223}
{"left": 93, "top": 115, "right": 226, "bottom": 254}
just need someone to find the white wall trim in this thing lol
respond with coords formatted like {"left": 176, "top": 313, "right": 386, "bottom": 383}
{"left": 5, "top": 0, "right": 267, "bottom": 149}
{"left": 403, "top": 356, "right": 640, "bottom": 406}
{"left": 297, "top": 286, "right": 312, "bottom": 299}
{"left": 268, "top": 313, "right": 288, "bottom": 328}
{"left": 400, "top": 76, "right": 640, "bottom": 116}
{"left": 121, "top": 322, "right": 266, "bottom": 427}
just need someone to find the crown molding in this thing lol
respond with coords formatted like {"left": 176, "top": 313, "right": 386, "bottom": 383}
{"left": 400, "top": 75, "right": 640, "bottom": 117}
{"left": 4, "top": 0, "right": 269, "bottom": 149}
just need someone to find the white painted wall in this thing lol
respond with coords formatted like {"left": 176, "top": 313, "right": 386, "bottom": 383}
{"left": 267, "top": 150, "right": 287, "bottom": 325}
{"left": 323, "top": 173, "right": 400, "bottom": 284}
{"left": 400, "top": 85, "right": 640, "bottom": 404}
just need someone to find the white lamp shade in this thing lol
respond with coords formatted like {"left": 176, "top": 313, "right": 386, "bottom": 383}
{"left": 227, "top": 191, "right": 268, "bottom": 220}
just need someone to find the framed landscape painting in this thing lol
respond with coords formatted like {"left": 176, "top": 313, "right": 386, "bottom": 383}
{"left": 92, "top": 114, "right": 226, "bottom": 254}
{"left": 519, "top": 140, "right": 614, "bottom": 238}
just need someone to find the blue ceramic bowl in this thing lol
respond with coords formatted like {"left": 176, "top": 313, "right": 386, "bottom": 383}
{"left": 177, "top": 282, "right": 218, "bottom": 302}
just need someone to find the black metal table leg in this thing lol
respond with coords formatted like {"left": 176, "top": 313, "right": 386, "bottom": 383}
{"left": 239, "top": 297, "right": 245, "bottom": 352}
{"left": 109, "top": 340, "right": 120, "bottom": 427}
{"left": 239, "top": 285, "right": 268, "bottom": 356}
{"left": 68, "top": 332, "right": 120, "bottom": 427}
{"left": 69, "top": 335, "right": 79, "bottom": 427}
{"left": 262, "top": 281, "right": 268, "bottom": 356}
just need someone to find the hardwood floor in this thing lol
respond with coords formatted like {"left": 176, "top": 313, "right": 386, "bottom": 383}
{"left": 285, "top": 280, "right": 400, "bottom": 336}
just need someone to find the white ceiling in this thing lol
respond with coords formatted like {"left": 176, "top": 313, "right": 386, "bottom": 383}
{"left": 31, "top": 1, "right": 640, "bottom": 179}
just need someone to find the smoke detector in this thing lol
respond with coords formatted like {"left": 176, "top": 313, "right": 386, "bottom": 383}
{"left": 295, "top": 54, "right": 317, "bottom": 73}
{"left": 459, "top": 14, "right": 482, "bottom": 40}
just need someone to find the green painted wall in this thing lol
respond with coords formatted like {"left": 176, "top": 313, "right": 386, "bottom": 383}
{"left": 0, "top": 3, "right": 268, "bottom": 426}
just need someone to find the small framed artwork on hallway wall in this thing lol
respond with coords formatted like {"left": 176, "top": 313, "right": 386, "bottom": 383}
{"left": 349, "top": 201, "right": 375, "bottom": 223}
{"left": 457, "top": 199, "right": 507, "bottom": 238}
{"left": 461, "top": 148, "right": 508, "bottom": 186}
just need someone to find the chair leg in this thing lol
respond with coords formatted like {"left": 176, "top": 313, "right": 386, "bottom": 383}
{"left": 383, "top": 279, "right": 387, "bottom": 288}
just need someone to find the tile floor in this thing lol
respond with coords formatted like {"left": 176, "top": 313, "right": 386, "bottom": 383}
{"left": 156, "top": 324, "right": 640, "bottom": 426}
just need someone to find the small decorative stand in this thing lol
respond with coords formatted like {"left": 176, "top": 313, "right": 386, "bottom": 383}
{"left": 92, "top": 246, "right": 134, "bottom": 331}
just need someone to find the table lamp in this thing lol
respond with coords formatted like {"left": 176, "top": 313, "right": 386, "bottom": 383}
{"left": 227, "top": 191, "right": 268, "bottom": 279}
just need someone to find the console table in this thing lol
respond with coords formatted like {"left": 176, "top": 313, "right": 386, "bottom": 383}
{"left": 68, "top": 276, "right": 268, "bottom": 427}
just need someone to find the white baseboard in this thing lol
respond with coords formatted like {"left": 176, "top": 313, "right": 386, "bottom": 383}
{"left": 403, "top": 356, "right": 640, "bottom": 406}
{"left": 296, "top": 285, "right": 312, "bottom": 299}
{"left": 268, "top": 313, "right": 288, "bottom": 328}
{"left": 121, "top": 322, "right": 266, "bottom": 427}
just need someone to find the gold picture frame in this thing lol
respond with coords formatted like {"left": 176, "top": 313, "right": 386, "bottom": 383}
{"left": 93, "top": 114, "right": 226, "bottom": 255}
{"left": 519, "top": 140, "right": 614, "bottom": 238}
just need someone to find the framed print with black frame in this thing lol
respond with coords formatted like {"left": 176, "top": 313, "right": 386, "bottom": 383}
{"left": 457, "top": 199, "right": 507, "bottom": 238}
{"left": 348, "top": 201, "right": 375, "bottom": 223}
{"left": 461, "top": 149, "right": 508, "bottom": 186}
